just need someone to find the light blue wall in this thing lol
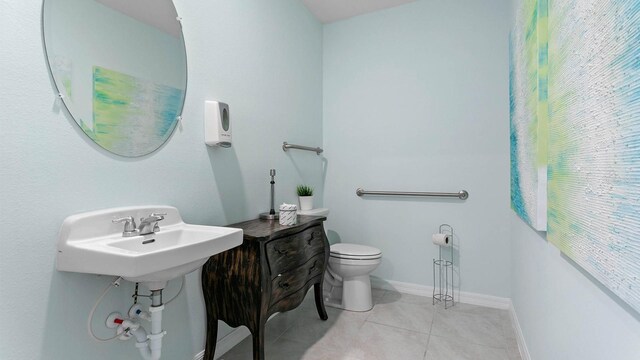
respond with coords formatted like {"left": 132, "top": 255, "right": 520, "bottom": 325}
{"left": 0, "top": 0, "right": 322, "bottom": 359}
{"left": 3, "top": 1, "right": 638, "bottom": 359}
{"left": 322, "top": 0, "right": 512, "bottom": 297}
{"left": 510, "top": 213, "right": 640, "bottom": 359}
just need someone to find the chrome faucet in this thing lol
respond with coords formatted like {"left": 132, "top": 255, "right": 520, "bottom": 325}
{"left": 112, "top": 216, "right": 139, "bottom": 237}
{"left": 113, "top": 212, "right": 166, "bottom": 237}
{"left": 137, "top": 213, "right": 166, "bottom": 235}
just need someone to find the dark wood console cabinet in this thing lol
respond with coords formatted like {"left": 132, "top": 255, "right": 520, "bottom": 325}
{"left": 202, "top": 215, "right": 329, "bottom": 360}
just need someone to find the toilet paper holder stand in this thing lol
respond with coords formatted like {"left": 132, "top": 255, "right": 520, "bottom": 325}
{"left": 433, "top": 224, "right": 454, "bottom": 309}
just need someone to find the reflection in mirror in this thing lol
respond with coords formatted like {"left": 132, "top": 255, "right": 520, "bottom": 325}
{"left": 43, "top": 0, "right": 188, "bottom": 157}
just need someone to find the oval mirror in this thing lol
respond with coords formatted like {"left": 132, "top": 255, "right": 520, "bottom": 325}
{"left": 43, "top": 0, "right": 188, "bottom": 157}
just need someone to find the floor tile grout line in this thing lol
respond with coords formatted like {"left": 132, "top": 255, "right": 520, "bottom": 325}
{"left": 429, "top": 330, "right": 511, "bottom": 351}
{"left": 268, "top": 311, "right": 306, "bottom": 345}
{"left": 275, "top": 305, "right": 372, "bottom": 351}
{"left": 428, "top": 333, "right": 513, "bottom": 352}
{"left": 423, "top": 300, "right": 438, "bottom": 360}
{"left": 365, "top": 319, "right": 432, "bottom": 335}
{"left": 336, "top": 307, "right": 373, "bottom": 354}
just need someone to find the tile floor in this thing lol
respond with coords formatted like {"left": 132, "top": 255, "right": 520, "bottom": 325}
{"left": 219, "top": 290, "right": 522, "bottom": 360}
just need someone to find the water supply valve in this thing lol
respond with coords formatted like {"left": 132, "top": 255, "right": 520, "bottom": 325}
{"left": 116, "top": 319, "right": 141, "bottom": 341}
{"left": 129, "top": 304, "right": 151, "bottom": 321}
{"left": 106, "top": 312, "right": 124, "bottom": 329}
{"left": 106, "top": 312, "right": 141, "bottom": 340}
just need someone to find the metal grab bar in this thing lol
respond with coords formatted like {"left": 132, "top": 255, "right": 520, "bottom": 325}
{"left": 282, "top": 142, "right": 323, "bottom": 155}
{"left": 356, "top": 188, "right": 469, "bottom": 200}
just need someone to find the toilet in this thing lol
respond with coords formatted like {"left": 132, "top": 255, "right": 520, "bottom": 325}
{"left": 297, "top": 208, "right": 382, "bottom": 312}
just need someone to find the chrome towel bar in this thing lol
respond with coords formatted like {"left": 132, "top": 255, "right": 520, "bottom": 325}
{"left": 282, "top": 142, "right": 323, "bottom": 155}
{"left": 356, "top": 188, "right": 469, "bottom": 200}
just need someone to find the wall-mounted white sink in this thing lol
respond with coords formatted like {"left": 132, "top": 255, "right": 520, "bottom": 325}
{"left": 57, "top": 205, "right": 243, "bottom": 290}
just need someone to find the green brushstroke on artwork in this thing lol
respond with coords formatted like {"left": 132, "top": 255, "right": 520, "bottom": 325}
{"left": 93, "top": 67, "right": 140, "bottom": 150}
{"left": 91, "top": 66, "right": 184, "bottom": 157}
{"left": 546, "top": 0, "right": 577, "bottom": 256}
{"left": 546, "top": 0, "right": 640, "bottom": 311}
{"left": 510, "top": 0, "right": 548, "bottom": 230}
{"left": 523, "top": 0, "right": 549, "bottom": 168}
{"left": 525, "top": 0, "right": 539, "bottom": 152}
{"left": 62, "top": 78, "right": 72, "bottom": 100}
{"left": 78, "top": 119, "right": 96, "bottom": 141}
{"left": 536, "top": 0, "right": 548, "bottom": 167}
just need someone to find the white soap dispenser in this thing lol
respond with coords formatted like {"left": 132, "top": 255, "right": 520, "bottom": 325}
{"left": 204, "top": 100, "right": 232, "bottom": 147}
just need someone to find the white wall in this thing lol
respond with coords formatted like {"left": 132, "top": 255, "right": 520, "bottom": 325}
{"left": 322, "top": 0, "right": 512, "bottom": 297}
{"left": 0, "top": 1, "right": 322, "bottom": 359}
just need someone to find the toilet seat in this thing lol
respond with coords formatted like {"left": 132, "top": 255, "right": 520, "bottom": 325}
{"left": 330, "top": 243, "right": 382, "bottom": 260}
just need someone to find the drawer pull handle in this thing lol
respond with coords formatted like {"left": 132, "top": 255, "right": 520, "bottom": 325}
{"left": 308, "top": 260, "right": 318, "bottom": 274}
{"left": 274, "top": 247, "right": 287, "bottom": 255}
{"left": 307, "top": 232, "right": 322, "bottom": 244}
{"left": 279, "top": 282, "right": 290, "bottom": 290}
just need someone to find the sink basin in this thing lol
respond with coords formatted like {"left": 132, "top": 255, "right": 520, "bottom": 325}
{"left": 57, "top": 205, "right": 243, "bottom": 289}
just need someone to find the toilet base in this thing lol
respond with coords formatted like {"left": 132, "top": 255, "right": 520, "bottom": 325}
{"left": 342, "top": 275, "right": 374, "bottom": 311}
{"left": 324, "top": 274, "right": 374, "bottom": 312}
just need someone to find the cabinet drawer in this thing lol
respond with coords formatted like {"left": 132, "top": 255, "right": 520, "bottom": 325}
{"left": 266, "top": 226, "right": 325, "bottom": 275}
{"left": 270, "top": 254, "right": 324, "bottom": 306}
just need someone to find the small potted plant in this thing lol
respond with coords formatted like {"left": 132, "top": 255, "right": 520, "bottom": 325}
{"left": 296, "top": 185, "right": 314, "bottom": 211}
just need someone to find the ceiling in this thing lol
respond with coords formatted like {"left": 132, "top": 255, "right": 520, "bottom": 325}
{"left": 302, "top": 0, "right": 417, "bottom": 23}
{"left": 95, "top": 0, "right": 181, "bottom": 38}
{"left": 95, "top": 0, "right": 415, "bottom": 36}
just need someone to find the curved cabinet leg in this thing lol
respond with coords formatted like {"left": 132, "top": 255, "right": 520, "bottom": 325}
{"left": 203, "top": 318, "right": 218, "bottom": 360}
{"left": 251, "top": 326, "right": 265, "bottom": 360}
{"left": 314, "top": 283, "right": 328, "bottom": 320}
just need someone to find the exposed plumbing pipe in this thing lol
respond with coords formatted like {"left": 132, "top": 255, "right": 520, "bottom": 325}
{"left": 119, "top": 318, "right": 156, "bottom": 360}
{"left": 127, "top": 321, "right": 147, "bottom": 343}
{"left": 141, "top": 290, "right": 165, "bottom": 360}
{"left": 146, "top": 304, "right": 165, "bottom": 359}
{"left": 118, "top": 289, "right": 166, "bottom": 360}
{"left": 103, "top": 283, "right": 178, "bottom": 360}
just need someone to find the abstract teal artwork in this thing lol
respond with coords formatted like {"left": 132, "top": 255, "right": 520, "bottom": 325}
{"left": 91, "top": 66, "right": 184, "bottom": 157}
{"left": 547, "top": 0, "right": 640, "bottom": 312}
{"left": 510, "top": 0, "right": 548, "bottom": 231}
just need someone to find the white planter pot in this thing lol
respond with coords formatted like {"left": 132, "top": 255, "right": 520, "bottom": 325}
{"left": 298, "top": 196, "right": 314, "bottom": 211}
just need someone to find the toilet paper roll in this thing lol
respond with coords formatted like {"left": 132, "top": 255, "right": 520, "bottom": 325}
{"left": 432, "top": 233, "right": 452, "bottom": 247}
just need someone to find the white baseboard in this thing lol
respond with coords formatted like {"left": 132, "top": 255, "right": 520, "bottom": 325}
{"left": 509, "top": 300, "right": 531, "bottom": 360}
{"left": 371, "top": 278, "right": 511, "bottom": 310}
{"left": 192, "top": 326, "right": 251, "bottom": 360}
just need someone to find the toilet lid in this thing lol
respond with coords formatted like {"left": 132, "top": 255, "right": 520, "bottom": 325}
{"left": 330, "top": 243, "right": 382, "bottom": 260}
{"left": 297, "top": 207, "right": 329, "bottom": 216}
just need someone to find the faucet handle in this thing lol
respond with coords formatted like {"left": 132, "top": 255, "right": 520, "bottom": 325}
{"left": 150, "top": 212, "right": 167, "bottom": 219}
{"left": 150, "top": 213, "right": 166, "bottom": 232}
{"left": 140, "top": 212, "right": 166, "bottom": 222}
{"left": 112, "top": 216, "right": 138, "bottom": 237}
